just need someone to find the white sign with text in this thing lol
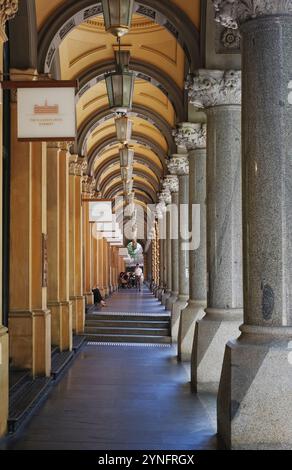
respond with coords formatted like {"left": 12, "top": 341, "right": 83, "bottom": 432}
{"left": 17, "top": 87, "right": 76, "bottom": 140}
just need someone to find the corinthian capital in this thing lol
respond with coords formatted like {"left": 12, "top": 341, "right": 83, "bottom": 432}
{"left": 213, "top": 0, "right": 292, "bottom": 30}
{"left": 0, "top": 1, "right": 18, "bottom": 31}
{"left": 163, "top": 175, "right": 179, "bottom": 194}
{"left": 173, "top": 123, "right": 207, "bottom": 150}
{"left": 159, "top": 189, "right": 172, "bottom": 205}
{"left": 69, "top": 156, "right": 88, "bottom": 176}
{"left": 167, "top": 155, "right": 189, "bottom": 176}
{"left": 186, "top": 69, "right": 241, "bottom": 108}
{"left": 82, "top": 176, "right": 97, "bottom": 197}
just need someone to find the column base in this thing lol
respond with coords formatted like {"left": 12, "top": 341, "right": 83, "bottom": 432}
{"left": 49, "top": 301, "right": 73, "bottom": 352}
{"left": 166, "top": 292, "right": 178, "bottom": 311}
{"left": 178, "top": 300, "right": 206, "bottom": 362}
{"left": 85, "top": 293, "right": 94, "bottom": 305}
{"left": 161, "top": 290, "right": 171, "bottom": 306}
{"left": 218, "top": 325, "right": 292, "bottom": 449}
{"left": 157, "top": 287, "right": 164, "bottom": 301}
{"left": 9, "top": 310, "right": 51, "bottom": 377}
{"left": 191, "top": 307, "right": 242, "bottom": 392}
{"left": 171, "top": 296, "right": 189, "bottom": 342}
{"left": 0, "top": 326, "right": 8, "bottom": 437}
{"left": 70, "top": 296, "right": 85, "bottom": 335}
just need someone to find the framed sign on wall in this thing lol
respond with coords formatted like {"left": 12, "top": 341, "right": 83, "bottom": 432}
{"left": 2, "top": 80, "right": 77, "bottom": 141}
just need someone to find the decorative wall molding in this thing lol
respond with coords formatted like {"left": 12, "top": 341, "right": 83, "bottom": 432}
{"left": 213, "top": 0, "right": 292, "bottom": 30}
{"left": 173, "top": 123, "right": 207, "bottom": 150}
{"left": 0, "top": 1, "right": 18, "bottom": 32}
{"left": 186, "top": 69, "right": 241, "bottom": 108}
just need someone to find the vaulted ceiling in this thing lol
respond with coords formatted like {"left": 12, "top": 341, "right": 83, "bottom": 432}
{"left": 35, "top": 0, "right": 201, "bottom": 236}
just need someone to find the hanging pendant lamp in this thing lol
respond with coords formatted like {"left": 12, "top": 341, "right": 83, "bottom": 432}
{"left": 101, "top": 0, "right": 135, "bottom": 38}
{"left": 115, "top": 114, "right": 133, "bottom": 143}
{"left": 119, "top": 145, "right": 134, "bottom": 167}
{"left": 105, "top": 40, "right": 135, "bottom": 113}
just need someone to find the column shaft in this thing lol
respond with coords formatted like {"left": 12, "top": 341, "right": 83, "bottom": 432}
{"left": 166, "top": 192, "right": 179, "bottom": 310}
{"left": 180, "top": 145, "right": 207, "bottom": 362}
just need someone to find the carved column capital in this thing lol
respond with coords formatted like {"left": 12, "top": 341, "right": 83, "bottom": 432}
{"left": 213, "top": 0, "right": 292, "bottom": 30}
{"left": 186, "top": 69, "right": 241, "bottom": 108}
{"left": 82, "top": 176, "right": 97, "bottom": 198}
{"left": 163, "top": 174, "right": 179, "bottom": 194}
{"left": 0, "top": 1, "right": 18, "bottom": 39}
{"left": 167, "top": 154, "right": 189, "bottom": 176}
{"left": 173, "top": 123, "right": 207, "bottom": 150}
{"left": 69, "top": 156, "right": 88, "bottom": 176}
{"left": 158, "top": 189, "right": 172, "bottom": 205}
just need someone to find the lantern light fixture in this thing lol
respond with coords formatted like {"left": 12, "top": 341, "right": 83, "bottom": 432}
{"left": 115, "top": 114, "right": 133, "bottom": 143}
{"left": 101, "top": 0, "right": 135, "bottom": 38}
{"left": 119, "top": 145, "right": 134, "bottom": 167}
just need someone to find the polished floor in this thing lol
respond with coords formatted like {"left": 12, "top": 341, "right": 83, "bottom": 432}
{"left": 6, "top": 288, "right": 217, "bottom": 450}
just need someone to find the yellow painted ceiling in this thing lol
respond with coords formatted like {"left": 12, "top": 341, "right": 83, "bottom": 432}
{"left": 35, "top": 0, "right": 200, "bottom": 206}
{"left": 36, "top": 1, "right": 201, "bottom": 31}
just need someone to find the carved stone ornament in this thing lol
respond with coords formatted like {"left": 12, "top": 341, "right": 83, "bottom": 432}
{"left": 82, "top": 176, "right": 97, "bottom": 197}
{"left": 173, "top": 123, "right": 207, "bottom": 150}
{"left": 69, "top": 156, "right": 88, "bottom": 176}
{"left": 0, "top": 1, "right": 18, "bottom": 29}
{"left": 186, "top": 69, "right": 241, "bottom": 108}
{"left": 213, "top": 0, "right": 292, "bottom": 30}
{"left": 159, "top": 189, "right": 172, "bottom": 205}
{"left": 221, "top": 27, "right": 241, "bottom": 49}
{"left": 155, "top": 201, "right": 166, "bottom": 220}
{"left": 163, "top": 175, "right": 179, "bottom": 194}
{"left": 167, "top": 155, "right": 189, "bottom": 176}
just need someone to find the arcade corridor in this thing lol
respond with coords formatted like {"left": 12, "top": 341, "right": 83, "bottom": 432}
{"left": 5, "top": 288, "right": 216, "bottom": 451}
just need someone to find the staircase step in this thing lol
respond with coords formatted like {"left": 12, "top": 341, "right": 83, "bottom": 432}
{"left": 86, "top": 313, "right": 170, "bottom": 322}
{"left": 85, "top": 333, "right": 172, "bottom": 344}
{"left": 8, "top": 377, "right": 53, "bottom": 433}
{"left": 51, "top": 351, "right": 75, "bottom": 378}
{"left": 73, "top": 335, "right": 87, "bottom": 351}
{"left": 9, "top": 369, "right": 30, "bottom": 394}
{"left": 86, "top": 320, "right": 170, "bottom": 329}
{"left": 85, "top": 326, "right": 170, "bottom": 336}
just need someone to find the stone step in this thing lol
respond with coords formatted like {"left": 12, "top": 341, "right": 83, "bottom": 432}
{"left": 86, "top": 313, "right": 170, "bottom": 322}
{"left": 72, "top": 335, "right": 87, "bottom": 351}
{"left": 85, "top": 319, "right": 170, "bottom": 329}
{"left": 85, "top": 326, "right": 170, "bottom": 336}
{"left": 9, "top": 369, "right": 31, "bottom": 395}
{"left": 85, "top": 333, "right": 172, "bottom": 344}
{"left": 8, "top": 377, "right": 53, "bottom": 433}
{"left": 51, "top": 350, "right": 75, "bottom": 379}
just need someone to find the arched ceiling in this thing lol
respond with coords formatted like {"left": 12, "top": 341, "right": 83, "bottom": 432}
{"left": 35, "top": 1, "right": 201, "bottom": 239}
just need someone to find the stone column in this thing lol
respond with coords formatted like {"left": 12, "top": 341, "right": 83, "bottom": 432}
{"left": 213, "top": 0, "right": 292, "bottom": 449}
{"left": 161, "top": 193, "right": 172, "bottom": 306}
{"left": 174, "top": 124, "right": 208, "bottom": 362}
{"left": 47, "top": 142, "right": 72, "bottom": 351}
{"left": 69, "top": 156, "right": 86, "bottom": 334}
{"left": 10, "top": 93, "right": 51, "bottom": 377}
{"left": 186, "top": 69, "right": 243, "bottom": 389}
{"left": 168, "top": 155, "right": 190, "bottom": 341}
{"left": 82, "top": 176, "right": 96, "bottom": 305}
{"left": 0, "top": 1, "right": 18, "bottom": 437}
{"left": 165, "top": 176, "right": 180, "bottom": 312}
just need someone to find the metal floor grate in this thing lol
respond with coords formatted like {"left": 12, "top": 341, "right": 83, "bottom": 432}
{"left": 87, "top": 341, "right": 172, "bottom": 348}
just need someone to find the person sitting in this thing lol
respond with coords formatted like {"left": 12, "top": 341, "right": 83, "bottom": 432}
{"left": 92, "top": 286, "right": 106, "bottom": 307}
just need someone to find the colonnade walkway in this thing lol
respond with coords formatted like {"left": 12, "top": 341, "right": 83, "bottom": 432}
{"left": 5, "top": 287, "right": 217, "bottom": 450}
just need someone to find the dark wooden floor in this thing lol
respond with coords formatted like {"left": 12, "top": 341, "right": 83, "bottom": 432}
{"left": 5, "top": 288, "right": 217, "bottom": 450}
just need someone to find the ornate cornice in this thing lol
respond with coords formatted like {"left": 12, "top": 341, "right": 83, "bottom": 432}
{"left": 186, "top": 69, "right": 241, "bottom": 108}
{"left": 213, "top": 0, "right": 292, "bottom": 30}
{"left": 69, "top": 156, "right": 88, "bottom": 176}
{"left": 82, "top": 175, "right": 97, "bottom": 197}
{"left": 173, "top": 123, "right": 207, "bottom": 150}
{"left": 0, "top": 1, "right": 18, "bottom": 33}
{"left": 167, "top": 155, "right": 189, "bottom": 176}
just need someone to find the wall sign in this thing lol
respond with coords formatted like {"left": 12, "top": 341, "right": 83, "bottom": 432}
{"left": 17, "top": 86, "right": 76, "bottom": 141}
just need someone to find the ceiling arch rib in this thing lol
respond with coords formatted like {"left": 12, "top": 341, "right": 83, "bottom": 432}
{"left": 104, "top": 180, "right": 156, "bottom": 203}
{"left": 99, "top": 168, "right": 159, "bottom": 196}
{"left": 94, "top": 155, "right": 162, "bottom": 184}
{"left": 78, "top": 103, "right": 175, "bottom": 157}
{"left": 88, "top": 133, "right": 167, "bottom": 175}
{"left": 37, "top": 0, "right": 201, "bottom": 74}
{"left": 76, "top": 60, "right": 185, "bottom": 122}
